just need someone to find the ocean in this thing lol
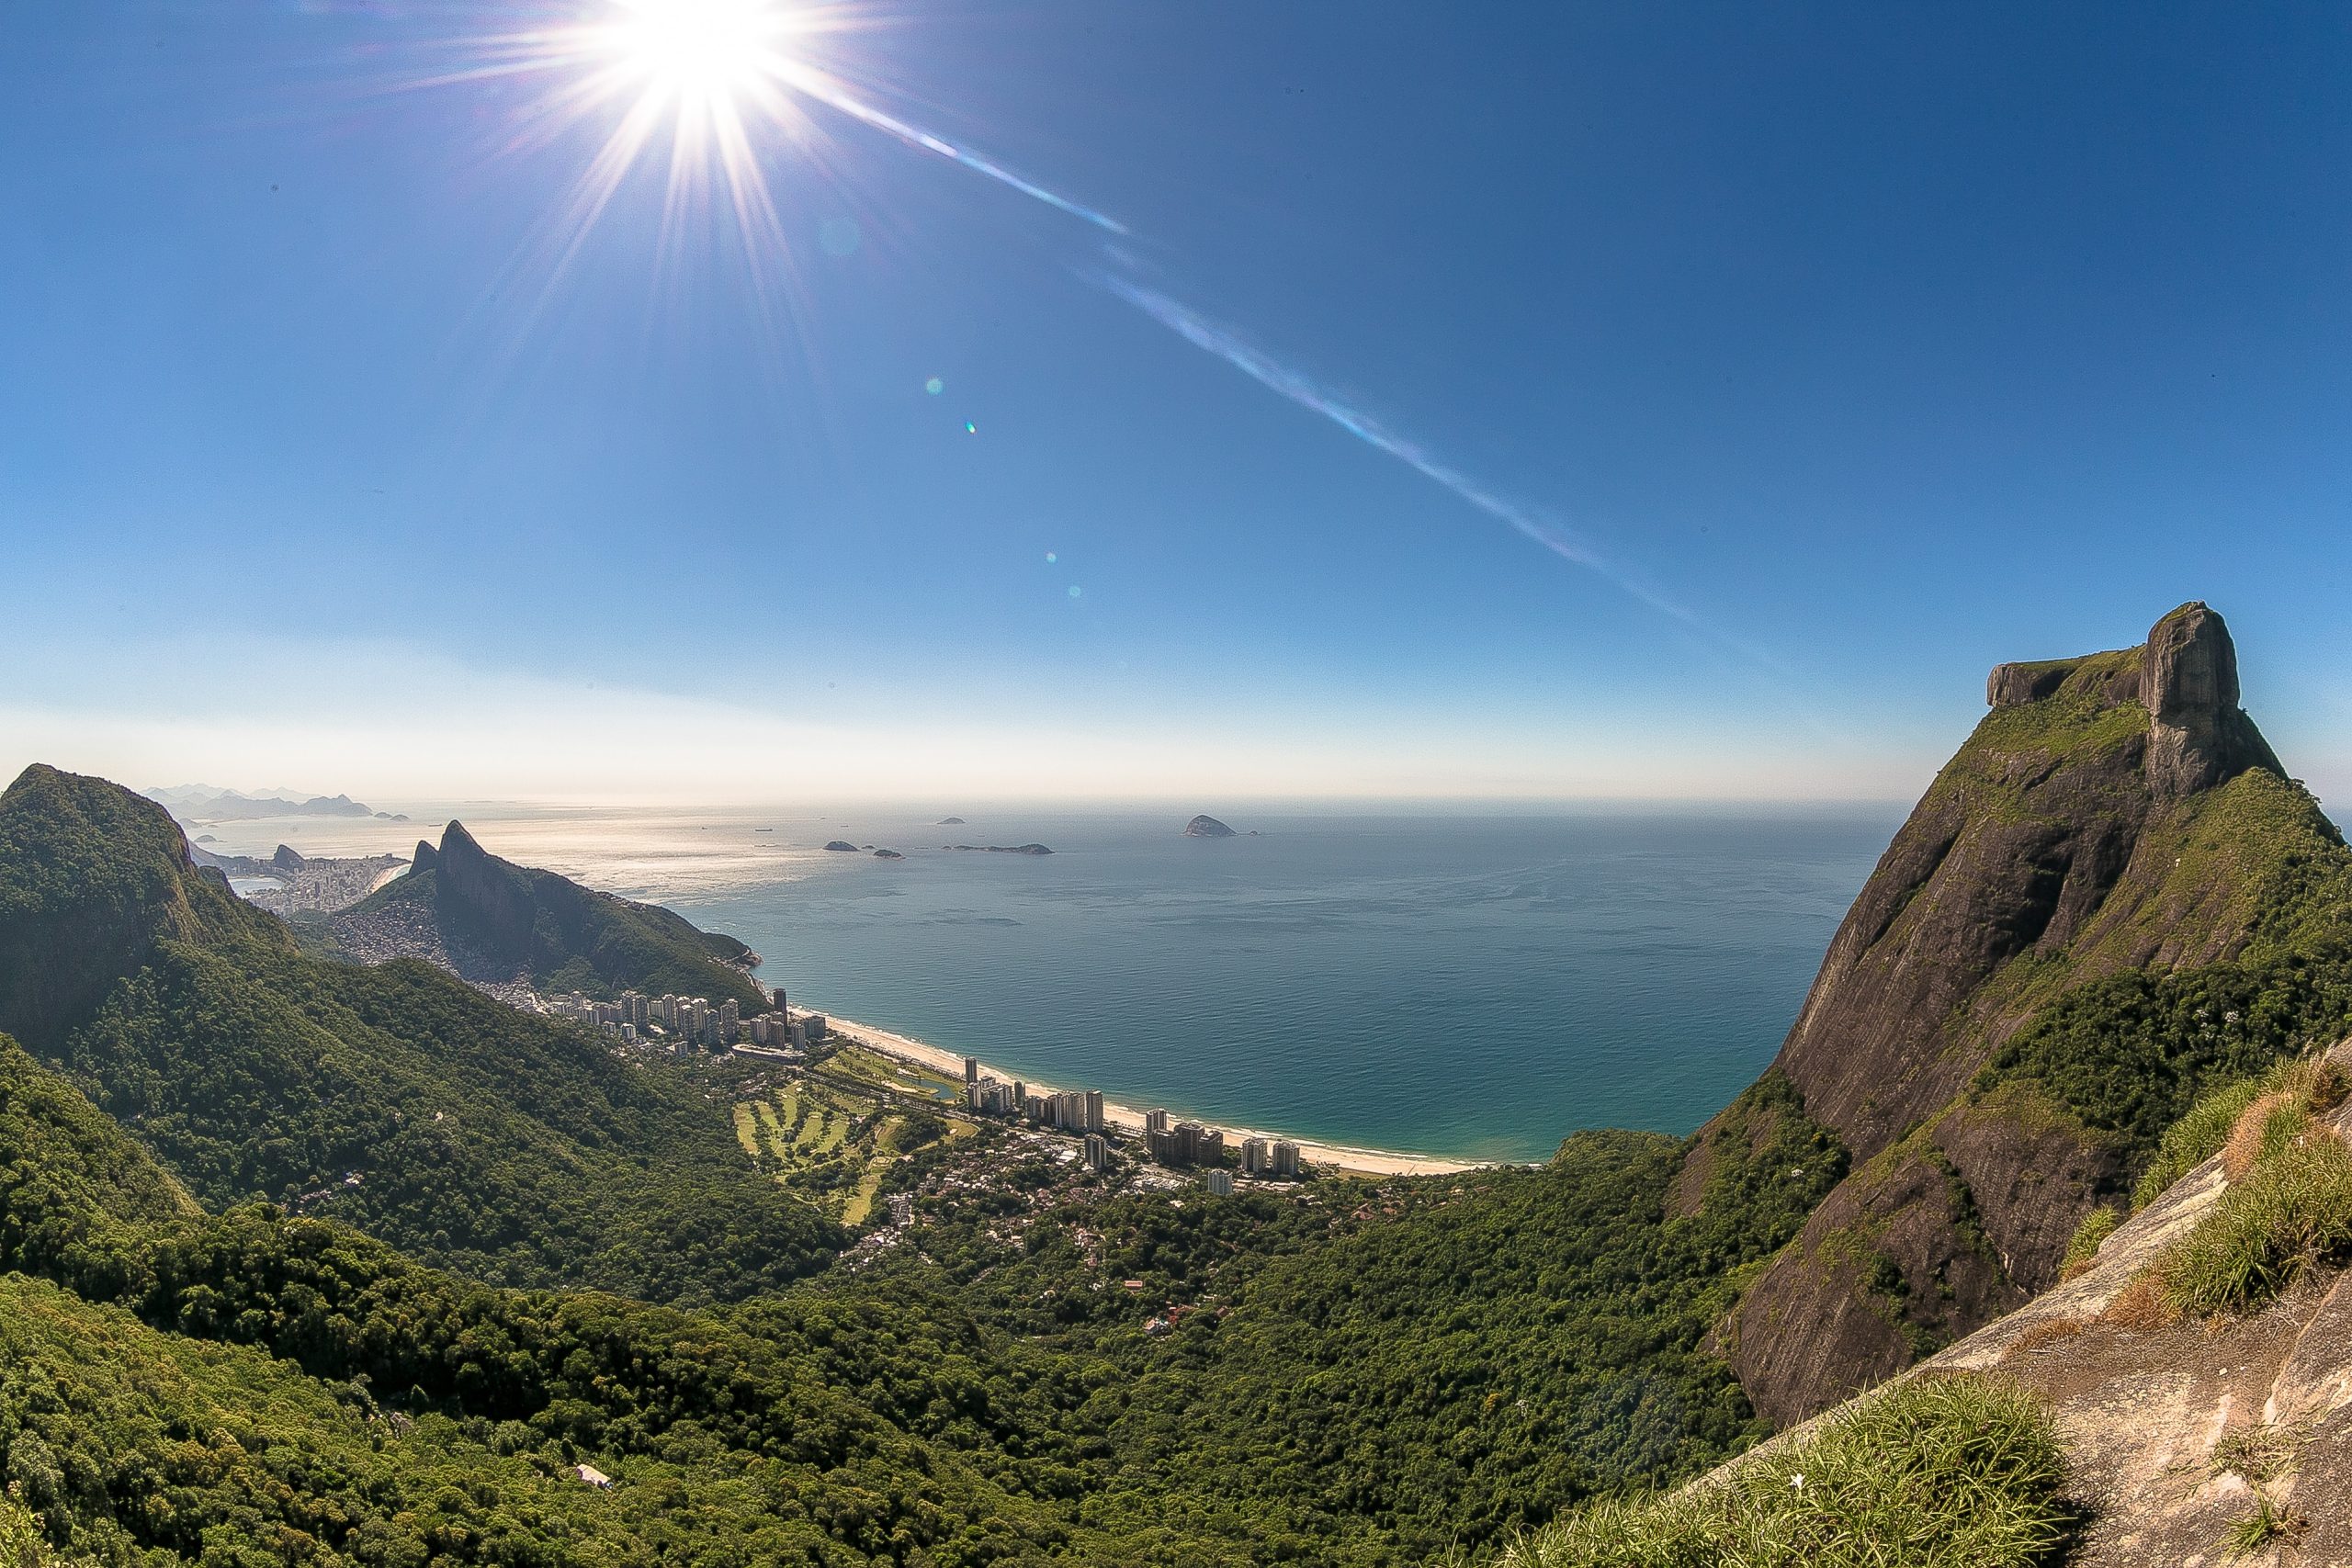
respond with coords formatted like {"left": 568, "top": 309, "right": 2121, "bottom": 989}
{"left": 671, "top": 807, "right": 1901, "bottom": 1163}
{"left": 198, "top": 802, "right": 1902, "bottom": 1163}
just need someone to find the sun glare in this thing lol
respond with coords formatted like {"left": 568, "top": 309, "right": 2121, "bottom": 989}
{"left": 597, "top": 0, "right": 790, "bottom": 121}
{"left": 426, "top": 0, "right": 1122, "bottom": 312}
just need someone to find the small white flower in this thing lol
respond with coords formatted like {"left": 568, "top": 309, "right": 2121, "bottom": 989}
{"left": 1790, "top": 1473, "right": 1805, "bottom": 1492}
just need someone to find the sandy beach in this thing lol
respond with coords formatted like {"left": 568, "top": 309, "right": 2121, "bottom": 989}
{"left": 801, "top": 1009, "right": 1483, "bottom": 1179}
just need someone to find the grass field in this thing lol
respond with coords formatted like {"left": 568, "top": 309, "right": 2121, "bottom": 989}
{"left": 753, "top": 1100, "right": 792, "bottom": 1161}
{"left": 729, "top": 1075, "right": 946, "bottom": 1223}
{"left": 841, "top": 1116, "right": 907, "bottom": 1226}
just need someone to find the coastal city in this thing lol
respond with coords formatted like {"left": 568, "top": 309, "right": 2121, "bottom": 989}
{"left": 547, "top": 979, "right": 1310, "bottom": 1203}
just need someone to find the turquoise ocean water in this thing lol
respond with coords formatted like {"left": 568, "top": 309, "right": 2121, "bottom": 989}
{"left": 657, "top": 807, "right": 1902, "bottom": 1164}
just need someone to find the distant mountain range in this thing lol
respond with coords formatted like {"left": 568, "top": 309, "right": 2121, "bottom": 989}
{"left": 143, "top": 784, "right": 406, "bottom": 822}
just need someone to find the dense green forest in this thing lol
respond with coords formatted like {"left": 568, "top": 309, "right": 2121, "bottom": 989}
{"left": 0, "top": 1012, "right": 1848, "bottom": 1566}
{"left": 837, "top": 1075, "right": 1848, "bottom": 1560}
{"left": 0, "top": 766, "right": 1857, "bottom": 1564}
{"left": 0, "top": 766, "right": 838, "bottom": 1303}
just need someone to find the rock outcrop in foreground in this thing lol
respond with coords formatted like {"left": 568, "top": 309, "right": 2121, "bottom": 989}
{"left": 1700, "top": 1037, "right": 2352, "bottom": 1566}
{"left": 1690, "top": 604, "right": 2348, "bottom": 1424}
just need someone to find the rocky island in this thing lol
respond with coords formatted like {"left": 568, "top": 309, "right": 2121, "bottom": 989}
{"left": 823, "top": 840, "right": 860, "bottom": 852}
{"left": 1182, "top": 814, "right": 1237, "bottom": 838}
{"left": 942, "top": 843, "right": 1054, "bottom": 855}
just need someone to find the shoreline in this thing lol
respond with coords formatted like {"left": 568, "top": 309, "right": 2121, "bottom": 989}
{"left": 803, "top": 1009, "right": 1484, "bottom": 1179}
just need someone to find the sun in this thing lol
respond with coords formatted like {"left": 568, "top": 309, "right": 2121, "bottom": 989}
{"left": 594, "top": 0, "right": 796, "bottom": 123}
{"left": 420, "top": 0, "right": 1120, "bottom": 306}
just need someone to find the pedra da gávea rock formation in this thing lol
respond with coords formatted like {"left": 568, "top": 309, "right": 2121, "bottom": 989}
{"left": 1686, "top": 603, "right": 2341, "bottom": 1425}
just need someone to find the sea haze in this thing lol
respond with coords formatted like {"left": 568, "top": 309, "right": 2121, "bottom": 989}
{"left": 668, "top": 807, "right": 1897, "bottom": 1163}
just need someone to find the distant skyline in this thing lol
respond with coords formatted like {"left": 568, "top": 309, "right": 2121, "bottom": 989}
{"left": 6, "top": 3, "right": 2350, "bottom": 806}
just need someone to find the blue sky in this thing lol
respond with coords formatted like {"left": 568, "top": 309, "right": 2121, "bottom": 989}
{"left": 4, "top": 1, "right": 2348, "bottom": 804}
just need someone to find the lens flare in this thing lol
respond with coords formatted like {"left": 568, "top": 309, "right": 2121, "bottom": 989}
{"left": 424, "top": 0, "right": 1122, "bottom": 295}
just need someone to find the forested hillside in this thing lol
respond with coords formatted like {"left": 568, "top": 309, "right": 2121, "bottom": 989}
{"left": 846, "top": 1075, "right": 1849, "bottom": 1560}
{"left": 0, "top": 764, "right": 1854, "bottom": 1564}
{"left": 0, "top": 1005, "right": 1847, "bottom": 1566}
{"left": 0, "top": 766, "right": 836, "bottom": 1303}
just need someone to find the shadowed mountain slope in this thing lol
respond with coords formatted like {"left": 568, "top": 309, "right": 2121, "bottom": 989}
{"left": 356, "top": 818, "right": 765, "bottom": 1010}
{"left": 1688, "top": 604, "right": 2352, "bottom": 1424}
{"left": 0, "top": 765, "right": 836, "bottom": 1303}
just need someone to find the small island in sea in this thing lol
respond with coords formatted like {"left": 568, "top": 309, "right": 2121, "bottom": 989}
{"left": 942, "top": 842, "right": 1053, "bottom": 856}
{"left": 1183, "top": 814, "right": 1237, "bottom": 838}
{"left": 873, "top": 849, "right": 904, "bottom": 860}
{"left": 936, "top": 817, "right": 967, "bottom": 825}
{"left": 823, "top": 840, "right": 859, "bottom": 852}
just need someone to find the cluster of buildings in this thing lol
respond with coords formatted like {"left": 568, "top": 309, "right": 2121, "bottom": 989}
{"left": 963, "top": 1057, "right": 1107, "bottom": 1133}
{"left": 1138, "top": 1112, "right": 1297, "bottom": 1177}
{"left": 1240, "top": 1136, "right": 1304, "bottom": 1179}
{"left": 960, "top": 1058, "right": 1300, "bottom": 1184}
{"left": 548, "top": 985, "right": 830, "bottom": 1057}
{"left": 1142, "top": 1109, "right": 1225, "bottom": 1168}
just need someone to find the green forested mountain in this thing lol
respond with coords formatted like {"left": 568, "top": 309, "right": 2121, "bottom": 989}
{"left": 0, "top": 1030, "right": 1124, "bottom": 1564}
{"left": 1708, "top": 604, "right": 2352, "bottom": 1421}
{"left": 0, "top": 1003, "right": 1839, "bottom": 1567}
{"left": 359, "top": 818, "right": 768, "bottom": 1010}
{"left": 0, "top": 766, "right": 835, "bottom": 1303}
{"left": 851, "top": 1075, "right": 1849, "bottom": 1561}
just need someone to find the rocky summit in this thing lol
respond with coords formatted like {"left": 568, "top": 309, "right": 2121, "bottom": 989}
{"left": 1689, "top": 602, "right": 2350, "bottom": 1425}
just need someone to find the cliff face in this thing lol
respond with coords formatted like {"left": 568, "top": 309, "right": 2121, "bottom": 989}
{"left": 432, "top": 819, "right": 543, "bottom": 963}
{"left": 1696, "top": 604, "right": 2348, "bottom": 1425}
{"left": 1611, "top": 1036, "right": 2352, "bottom": 1568}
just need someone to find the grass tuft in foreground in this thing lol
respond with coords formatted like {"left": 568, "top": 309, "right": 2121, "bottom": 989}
{"left": 2135, "top": 1076, "right": 2269, "bottom": 1207}
{"left": 1491, "top": 1375, "right": 2075, "bottom": 1568}
{"left": 2134, "top": 1054, "right": 2347, "bottom": 1207}
{"left": 2223, "top": 1491, "right": 2306, "bottom": 1559}
{"left": 2156, "top": 1058, "right": 2352, "bottom": 1317}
